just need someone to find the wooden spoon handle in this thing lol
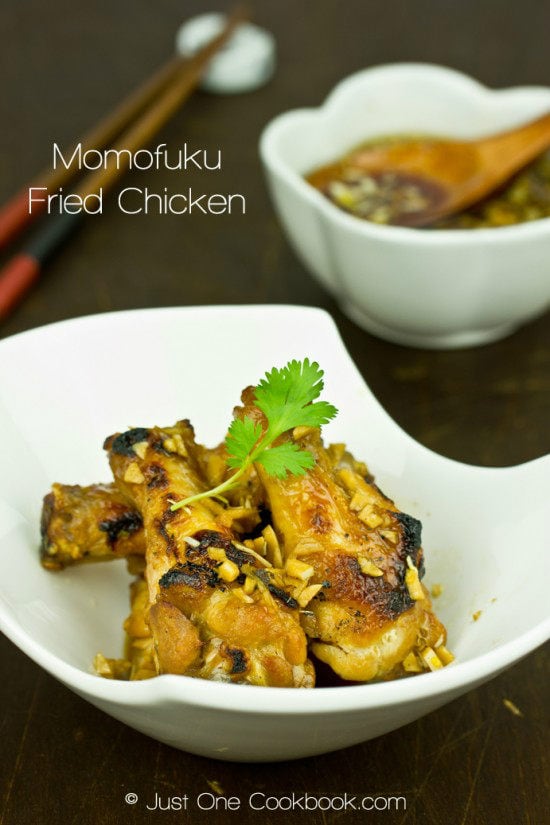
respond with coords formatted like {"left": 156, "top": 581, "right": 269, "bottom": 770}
{"left": 477, "top": 111, "right": 550, "bottom": 176}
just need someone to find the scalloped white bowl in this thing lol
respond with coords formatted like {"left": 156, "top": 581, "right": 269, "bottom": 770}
{"left": 260, "top": 64, "right": 550, "bottom": 349}
{"left": 0, "top": 306, "right": 548, "bottom": 761}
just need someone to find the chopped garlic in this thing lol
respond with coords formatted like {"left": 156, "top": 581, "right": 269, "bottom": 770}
{"left": 337, "top": 468, "right": 358, "bottom": 493}
{"left": 349, "top": 490, "right": 369, "bottom": 512}
{"left": 208, "top": 546, "right": 226, "bottom": 562}
{"left": 405, "top": 556, "right": 424, "bottom": 601}
{"left": 232, "top": 588, "right": 254, "bottom": 604}
{"left": 243, "top": 576, "right": 256, "bottom": 595}
{"left": 163, "top": 434, "right": 188, "bottom": 456}
{"left": 503, "top": 698, "right": 523, "bottom": 718}
{"left": 358, "top": 506, "right": 383, "bottom": 528}
{"left": 263, "top": 525, "right": 283, "bottom": 568}
{"left": 123, "top": 463, "right": 145, "bottom": 484}
{"left": 132, "top": 441, "right": 148, "bottom": 459}
{"left": 435, "top": 645, "right": 455, "bottom": 665}
{"left": 419, "top": 646, "right": 443, "bottom": 671}
{"left": 403, "top": 652, "right": 422, "bottom": 672}
{"left": 285, "top": 558, "right": 314, "bottom": 581}
{"left": 297, "top": 584, "right": 323, "bottom": 608}
{"left": 217, "top": 560, "right": 240, "bottom": 582}
{"left": 358, "top": 557, "right": 384, "bottom": 577}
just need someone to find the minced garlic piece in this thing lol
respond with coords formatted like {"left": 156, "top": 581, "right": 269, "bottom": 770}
{"left": 251, "top": 537, "right": 268, "bottom": 556}
{"left": 503, "top": 698, "right": 523, "bottom": 717}
{"left": 262, "top": 525, "right": 283, "bottom": 568}
{"left": 123, "top": 463, "right": 145, "bottom": 484}
{"left": 337, "top": 468, "right": 358, "bottom": 493}
{"left": 297, "top": 584, "right": 323, "bottom": 608}
{"left": 358, "top": 506, "right": 384, "bottom": 529}
{"left": 94, "top": 653, "right": 131, "bottom": 680}
{"left": 419, "top": 646, "right": 443, "bottom": 671}
{"left": 403, "top": 652, "right": 422, "bottom": 672}
{"left": 435, "top": 645, "right": 455, "bottom": 665}
{"left": 243, "top": 575, "right": 256, "bottom": 595}
{"left": 233, "top": 542, "right": 271, "bottom": 568}
{"left": 232, "top": 588, "right": 254, "bottom": 604}
{"left": 358, "top": 557, "right": 384, "bottom": 577}
{"left": 472, "top": 610, "right": 482, "bottom": 622}
{"left": 291, "top": 581, "right": 307, "bottom": 599}
{"left": 208, "top": 546, "right": 226, "bottom": 562}
{"left": 217, "top": 560, "right": 240, "bottom": 582}
{"left": 405, "top": 556, "right": 424, "bottom": 601}
{"left": 285, "top": 558, "right": 314, "bottom": 581}
{"left": 380, "top": 529, "right": 398, "bottom": 544}
{"left": 163, "top": 434, "right": 188, "bottom": 456}
{"left": 132, "top": 441, "right": 148, "bottom": 459}
{"left": 349, "top": 490, "right": 369, "bottom": 512}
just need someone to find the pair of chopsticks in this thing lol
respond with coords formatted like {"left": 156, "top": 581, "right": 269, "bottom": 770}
{"left": 0, "top": 7, "right": 245, "bottom": 322}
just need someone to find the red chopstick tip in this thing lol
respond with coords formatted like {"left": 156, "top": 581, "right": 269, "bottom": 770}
{"left": 0, "top": 189, "right": 39, "bottom": 250}
{"left": 0, "top": 253, "right": 40, "bottom": 320}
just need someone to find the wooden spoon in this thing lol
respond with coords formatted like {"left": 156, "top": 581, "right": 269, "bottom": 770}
{"left": 308, "top": 112, "right": 550, "bottom": 227}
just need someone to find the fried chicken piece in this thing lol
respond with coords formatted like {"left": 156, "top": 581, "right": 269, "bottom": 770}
{"left": 40, "top": 435, "right": 262, "bottom": 571}
{"left": 104, "top": 420, "right": 314, "bottom": 687}
{"left": 40, "top": 483, "right": 145, "bottom": 569}
{"left": 237, "top": 389, "right": 447, "bottom": 682}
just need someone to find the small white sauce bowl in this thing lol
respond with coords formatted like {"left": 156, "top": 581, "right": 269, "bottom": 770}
{"left": 260, "top": 64, "right": 550, "bottom": 349}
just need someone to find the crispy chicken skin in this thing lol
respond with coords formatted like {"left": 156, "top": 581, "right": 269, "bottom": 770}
{"left": 237, "top": 389, "right": 446, "bottom": 682}
{"left": 104, "top": 420, "right": 314, "bottom": 687}
{"left": 40, "top": 483, "right": 145, "bottom": 569}
{"left": 39, "top": 440, "right": 261, "bottom": 570}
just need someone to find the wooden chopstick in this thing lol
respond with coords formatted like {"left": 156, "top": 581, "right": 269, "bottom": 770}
{"left": 0, "top": 7, "right": 246, "bottom": 322}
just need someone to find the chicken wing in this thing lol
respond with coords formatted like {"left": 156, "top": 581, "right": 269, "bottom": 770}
{"left": 236, "top": 389, "right": 447, "bottom": 682}
{"left": 40, "top": 483, "right": 145, "bottom": 569}
{"left": 104, "top": 420, "right": 314, "bottom": 687}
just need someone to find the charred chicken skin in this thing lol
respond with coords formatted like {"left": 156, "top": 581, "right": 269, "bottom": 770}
{"left": 236, "top": 388, "right": 447, "bottom": 682}
{"left": 40, "top": 483, "right": 145, "bottom": 569}
{"left": 104, "top": 420, "right": 314, "bottom": 687}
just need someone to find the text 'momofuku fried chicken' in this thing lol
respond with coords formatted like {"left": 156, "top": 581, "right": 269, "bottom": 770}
{"left": 104, "top": 420, "right": 314, "bottom": 688}
{"left": 236, "top": 387, "right": 448, "bottom": 682}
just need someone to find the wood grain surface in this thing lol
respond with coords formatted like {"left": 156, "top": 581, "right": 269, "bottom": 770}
{"left": 0, "top": 2, "right": 548, "bottom": 823}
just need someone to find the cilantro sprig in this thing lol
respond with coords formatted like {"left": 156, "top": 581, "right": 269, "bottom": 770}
{"left": 171, "top": 359, "right": 337, "bottom": 510}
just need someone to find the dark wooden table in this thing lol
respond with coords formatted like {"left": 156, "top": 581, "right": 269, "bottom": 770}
{"left": 1, "top": 2, "right": 548, "bottom": 823}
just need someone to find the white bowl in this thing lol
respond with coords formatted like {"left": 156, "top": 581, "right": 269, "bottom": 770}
{"left": 260, "top": 64, "right": 550, "bottom": 349}
{"left": 0, "top": 305, "right": 548, "bottom": 761}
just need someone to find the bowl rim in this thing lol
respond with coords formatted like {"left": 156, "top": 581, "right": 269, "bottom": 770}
{"left": 259, "top": 61, "right": 550, "bottom": 246}
{"left": 2, "top": 599, "right": 548, "bottom": 715}
{"left": 1, "top": 305, "right": 548, "bottom": 716}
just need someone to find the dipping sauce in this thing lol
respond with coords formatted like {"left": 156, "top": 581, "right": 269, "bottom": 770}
{"left": 306, "top": 136, "right": 550, "bottom": 229}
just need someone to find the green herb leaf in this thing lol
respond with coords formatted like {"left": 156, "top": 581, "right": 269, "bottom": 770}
{"left": 225, "top": 417, "right": 262, "bottom": 468}
{"left": 171, "top": 358, "right": 338, "bottom": 511}
{"left": 255, "top": 442, "right": 315, "bottom": 478}
{"left": 255, "top": 358, "right": 338, "bottom": 437}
